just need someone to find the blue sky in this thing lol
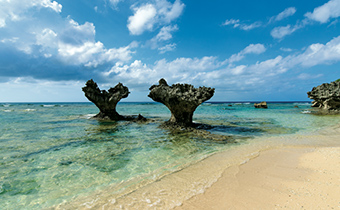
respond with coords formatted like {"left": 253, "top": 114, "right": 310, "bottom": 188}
{"left": 0, "top": 0, "right": 340, "bottom": 102}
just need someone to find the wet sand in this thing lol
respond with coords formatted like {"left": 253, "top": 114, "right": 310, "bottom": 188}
{"left": 177, "top": 147, "right": 340, "bottom": 209}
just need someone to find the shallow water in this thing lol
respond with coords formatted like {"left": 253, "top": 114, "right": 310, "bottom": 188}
{"left": 0, "top": 102, "right": 339, "bottom": 209}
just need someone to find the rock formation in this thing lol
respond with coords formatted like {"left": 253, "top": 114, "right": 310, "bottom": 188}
{"left": 307, "top": 80, "right": 340, "bottom": 111}
{"left": 254, "top": 101, "right": 268, "bottom": 108}
{"left": 82, "top": 79, "right": 129, "bottom": 120}
{"left": 148, "top": 78, "right": 215, "bottom": 126}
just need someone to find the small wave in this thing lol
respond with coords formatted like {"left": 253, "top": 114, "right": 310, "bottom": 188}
{"left": 3, "top": 109, "right": 13, "bottom": 112}
{"left": 24, "top": 109, "right": 36, "bottom": 112}
{"left": 301, "top": 110, "right": 311, "bottom": 114}
{"left": 294, "top": 103, "right": 311, "bottom": 105}
{"left": 42, "top": 105, "right": 56, "bottom": 107}
{"left": 2, "top": 104, "right": 11, "bottom": 107}
{"left": 81, "top": 114, "right": 96, "bottom": 119}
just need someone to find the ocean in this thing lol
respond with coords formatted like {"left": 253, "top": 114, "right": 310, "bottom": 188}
{"left": 0, "top": 102, "right": 339, "bottom": 209}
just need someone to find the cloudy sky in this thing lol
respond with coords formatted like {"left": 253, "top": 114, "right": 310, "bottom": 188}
{"left": 0, "top": 0, "right": 340, "bottom": 102}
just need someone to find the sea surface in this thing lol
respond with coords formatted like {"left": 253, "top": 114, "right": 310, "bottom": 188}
{"left": 0, "top": 102, "right": 339, "bottom": 209}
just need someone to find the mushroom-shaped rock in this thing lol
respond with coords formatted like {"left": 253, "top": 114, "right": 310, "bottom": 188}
{"left": 148, "top": 78, "right": 215, "bottom": 126}
{"left": 307, "top": 80, "right": 340, "bottom": 111}
{"left": 82, "top": 79, "right": 129, "bottom": 120}
{"left": 254, "top": 101, "right": 268, "bottom": 109}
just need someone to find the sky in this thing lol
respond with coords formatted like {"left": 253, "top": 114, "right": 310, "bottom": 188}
{"left": 0, "top": 0, "right": 340, "bottom": 102}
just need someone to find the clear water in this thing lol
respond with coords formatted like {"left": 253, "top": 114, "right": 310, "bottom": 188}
{"left": 0, "top": 102, "right": 338, "bottom": 209}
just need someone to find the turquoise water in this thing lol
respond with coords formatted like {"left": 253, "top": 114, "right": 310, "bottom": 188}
{"left": 0, "top": 102, "right": 338, "bottom": 209}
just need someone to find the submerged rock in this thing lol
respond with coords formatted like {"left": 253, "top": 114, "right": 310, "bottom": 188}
{"left": 82, "top": 79, "right": 145, "bottom": 121}
{"left": 254, "top": 101, "right": 268, "bottom": 109}
{"left": 148, "top": 78, "right": 215, "bottom": 126}
{"left": 307, "top": 80, "right": 340, "bottom": 112}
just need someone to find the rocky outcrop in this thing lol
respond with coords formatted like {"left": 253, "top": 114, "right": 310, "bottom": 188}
{"left": 307, "top": 80, "right": 340, "bottom": 111}
{"left": 254, "top": 101, "right": 268, "bottom": 109}
{"left": 82, "top": 79, "right": 129, "bottom": 120}
{"left": 148, "top": 78, "right": 215, "bottom": 126}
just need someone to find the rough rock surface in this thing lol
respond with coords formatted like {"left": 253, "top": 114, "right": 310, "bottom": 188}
{"left": 148, "top": 78, "right": 215, "bottom": 126}
{"left": 82, "top": 79, "right": 129, "bottom": 120}
{"left": 254, "top": 101, "right": 268, "bottom": 109}
{"left": 307, "top": 80, "right": 340, "bottom": 111}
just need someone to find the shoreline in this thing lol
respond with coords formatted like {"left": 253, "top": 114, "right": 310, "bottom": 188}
{"left": 57, "top": 124, "right": 340, "bottom": 209}
{"left": 177, "top": 147, "right": 340, "bottom": 209}
{"left": 177, "top": 124, "right": 340, "bottom": 209}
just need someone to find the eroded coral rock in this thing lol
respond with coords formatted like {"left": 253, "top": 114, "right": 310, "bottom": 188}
{"left": 307, "top": 80, "right": 340, "bottom": 112}
{"left": 148, "top": 78, "right": 215, "bottom": 126}
{"left": 254, "top": 101, "right": 268, "bottom": 109}
{"left": 82, "top": 79, "right": 129, "bottom": 120}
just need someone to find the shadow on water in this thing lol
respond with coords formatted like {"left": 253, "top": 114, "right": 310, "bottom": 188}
{"left": 198, "top": 124, "right": 264, "bottom": 136}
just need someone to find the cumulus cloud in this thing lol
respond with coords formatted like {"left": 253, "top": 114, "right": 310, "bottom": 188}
{"left": 0, "top": 0, "right": 62, "bottom": 27}
{"left": 0, "top": 0, "right": 138, "bottom": 87}
{"left": 103, "top": 56, "right": 220, "bottom": 85}
{"left": 127, "top": 4, "right": 157, "bottom": 35}
{"left": 100, "top": 35, "right": 340, "bottom": 91}
{"left": 127, "top": 0, "right": 184, "bottom": 35}
{"left": 305, "top": 0, "right": 340, "bottom": 23}
{"left": 1, "top": 6, "right": 136, "bottom": 68}
{"left": 285, "top": 35, "right": 340, "bottom": 67}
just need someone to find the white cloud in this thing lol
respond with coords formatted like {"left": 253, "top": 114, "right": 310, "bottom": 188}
{"left": 271, "top": 1, "right": 340, "bottom": 39}
{"left": 0, "top": 1, "right": 135, "bottom": 68}
{"left": 271, "top": 7, "right": 296, "bottom": 22}
{"left": 286, "top": 35, "right": 340, "bottom": 67}
{"left": 270, "top": 23, "right": 304, "bottom": 39}
{"left": 0, "top": 0, "right": 62, "bottom": 28}
{"left": 40, "top": 0, "right": 62, "bottom": 12}
{"left": 127, "top": 4, "right": 157, "bottom": 35}
{"left": 297, "top": 73, "right": 323, "bottom": 80}
{"left": 147, "top": 24, "right": 178, "bottom": 52}
{"left": 223, "top": 7, "right": 296, "bottom": 32}
{"left": 103, "top": 56, "right": 220, "bottom": 85}
{"left": 158, "top": 43, "right": 176, "bottom": 54}
{"left": 305, "top": 0, "right": 340, "bottom": 23}
{"left": 242, "top": 43, "right": 267, "bottom": 54}
{"left": 1, "top": 0, "right": 141, "bottom": 67}
{"left": 225, "top": 43, "right": 266, "bottom": 64}
{"left": 162, "top": 0, "right": 185, "bottom": 23}
{"left": 223, "top": 19, "right": 262, "bottom": 31}
{"left": 127, "top": 0, "right": 184, "bottom": 35}
{"left": 109, "top": 0, "right": 123, "bottom": 7}
{"left": 280, "top": 47, "right": 293, "bottom": 52}
{"left": 57, "top": 38, "right": 136, "bottom": 67}
{"left": 155, "top": 25, "right": 178, "bottom": 41}
{"left": 97, "top": 35, "right": 340, "bottom": 96}
{"left": 223, "top": 19, "right": 240, "bottom": 27}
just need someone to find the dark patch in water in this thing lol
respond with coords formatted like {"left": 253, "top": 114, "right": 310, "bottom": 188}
{"left": 196, "top": 124, "right": 264, "bottom": 136}
{"left": 59, "top": 161, "right": 73, "bottom": 166}
{"left": 15, "top": 140, "right": 86, "bottom": 159}
{"left": 0, "top": 179, "right": 39, "bottom": 196}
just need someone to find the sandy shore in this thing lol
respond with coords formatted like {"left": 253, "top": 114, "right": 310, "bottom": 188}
{"left": 177, "top": 147, "right": 340, "bottom": 209}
